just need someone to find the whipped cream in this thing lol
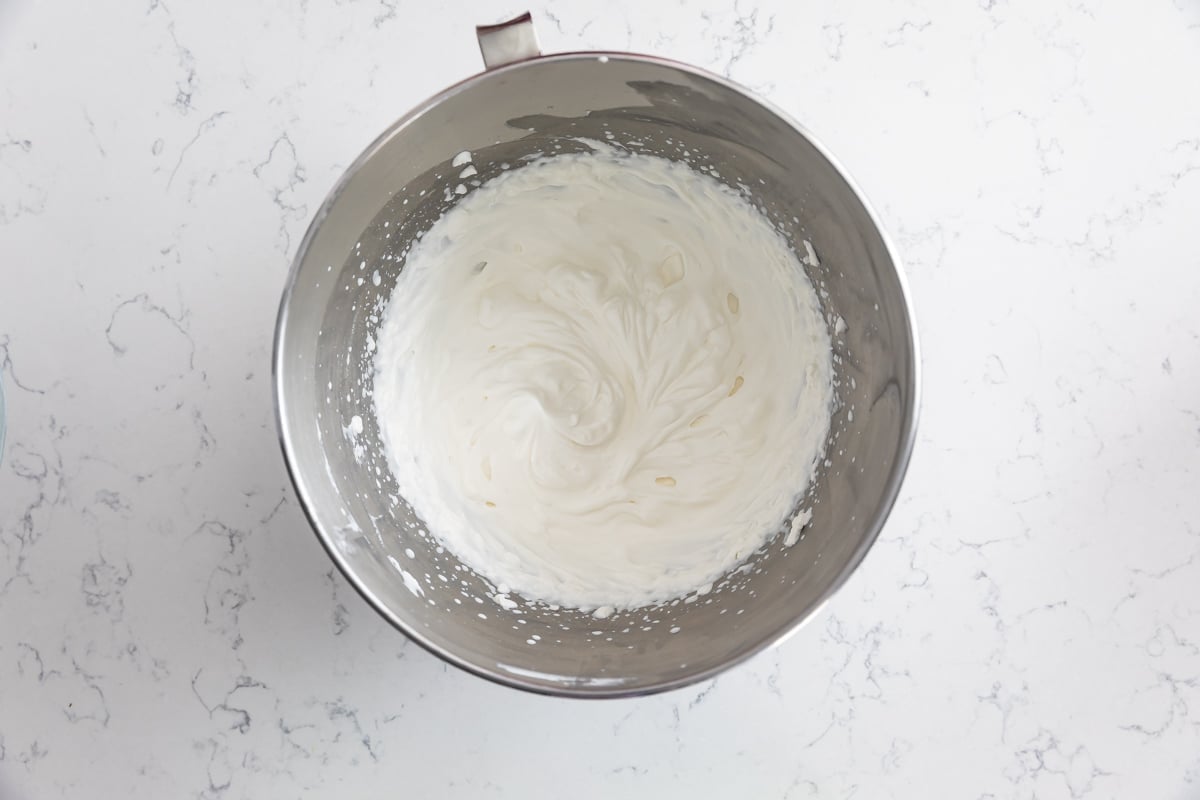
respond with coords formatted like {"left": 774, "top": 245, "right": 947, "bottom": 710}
{"left": 373, "top": 148, "right": 833, "bottom": 610}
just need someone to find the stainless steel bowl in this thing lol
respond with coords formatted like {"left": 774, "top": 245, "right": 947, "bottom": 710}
{"left": 274, "top": 15, "right": 919, "bottom": 697}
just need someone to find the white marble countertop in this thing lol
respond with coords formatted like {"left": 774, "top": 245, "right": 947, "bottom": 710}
{"left": 3, "top": 0, "right": 1199, "bottom": 797}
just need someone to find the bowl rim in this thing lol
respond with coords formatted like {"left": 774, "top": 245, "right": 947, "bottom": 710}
{"left": 273, "top": 49, "right": 922, "bottom": 699}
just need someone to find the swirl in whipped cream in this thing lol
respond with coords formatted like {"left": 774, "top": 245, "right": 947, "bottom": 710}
{"left": 374, "top": 148, "right": 833, "bottom": 610}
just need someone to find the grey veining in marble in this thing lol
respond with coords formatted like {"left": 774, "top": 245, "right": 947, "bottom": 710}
{"left": 1, "top": 0, "right": 1199, "bottom": 797}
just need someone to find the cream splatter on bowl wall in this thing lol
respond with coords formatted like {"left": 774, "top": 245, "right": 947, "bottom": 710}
{"left": 273, "top": 18, "right": 919, "bottom": 697}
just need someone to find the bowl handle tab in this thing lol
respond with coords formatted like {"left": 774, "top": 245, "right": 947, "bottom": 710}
{"left": 476, "top": 12, "right": 542, "bottom": 70}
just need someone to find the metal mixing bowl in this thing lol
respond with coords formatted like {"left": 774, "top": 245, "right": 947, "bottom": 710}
{"left": 274, "top": 16, "right": 919, "bottom": 697}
